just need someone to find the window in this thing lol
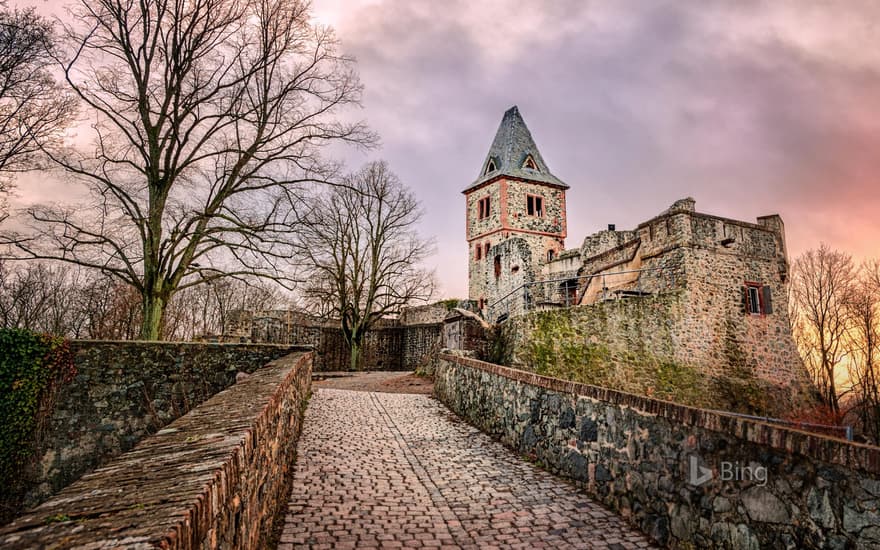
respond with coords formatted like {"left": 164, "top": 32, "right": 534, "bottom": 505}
{"left": 523, "top": 155, "right": 538, "bottom": 171}
{"left": 475, "top": 244, "right": 482, "bottom": 261}
{"left": 485, "top": 159, "right": 497, "bottom": 174}
{"left": 484, "top": 242, "right": 490, "bottom": 257}
{"left": 478, "top": 196, "right": 491, "bottom": 220}
{"left": 494, "top": 255, "right": 501, "bottom": 279}
{"left": 744, "top": 283, "right": 773, "bottom": 315}
{"left": 526, "top": 195, "right": 544, "bottom": 217}
{"left": 547, "top": 250, "right": 555, "bottom": 262}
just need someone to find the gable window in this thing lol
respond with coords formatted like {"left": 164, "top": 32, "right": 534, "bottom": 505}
{"left": 485, "top": 158, "right": 497, "bottom": 175}
{"left": 743, "top": 282, "right": 773, "bottom": 315}
{"left": 526, "top": 195, "right": 544, "bottom": 217}
{"left": 523, "top": 155, "right": 538, "bottom": 171}
{"left": 478, "top": 196, "right": 491, "bottom": 220}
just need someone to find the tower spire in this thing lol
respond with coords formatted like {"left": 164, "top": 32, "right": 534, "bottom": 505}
{"left": 464, "top": 105, "right": 568, "bottom": 192}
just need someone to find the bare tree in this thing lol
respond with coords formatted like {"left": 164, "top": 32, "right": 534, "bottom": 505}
{"left": 162, "top": 277, "right": 283, "bottom": 340}
{"left": 0, "top": 260, "right": 92, "bottom": 335}
{"left": 294, "top": 161, "right": 434, "bottom": 369}
{"left": 845, "top": 260, "right": 880, "bottom": 443}
{"left": 2, "top": 0, "right": 372, "bottom": 339}
{"left": 0, "top": 5, "right": 76, "bottom": 219}
{"left": 790, "top": 244, "right": 856, "bottom": 417}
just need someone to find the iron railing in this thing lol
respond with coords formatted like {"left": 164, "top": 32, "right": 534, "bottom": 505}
{"left": 487, "top": 266, "right": 678, "bottom": 323}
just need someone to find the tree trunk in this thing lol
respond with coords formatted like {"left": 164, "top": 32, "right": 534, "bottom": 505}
{"left": 349, "top": 340, "right": 361, "bottom": 371}
{"left": 140, "top": 293, "right": 165, "bottom": 340}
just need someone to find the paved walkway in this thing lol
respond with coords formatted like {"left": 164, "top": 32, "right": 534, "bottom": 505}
{"left": 279, "top": 389, "right": 656, "bottom": 549}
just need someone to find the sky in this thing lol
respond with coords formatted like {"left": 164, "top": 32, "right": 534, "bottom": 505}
{"left": 11, "top": 0, "right": 880, "bottom": 299}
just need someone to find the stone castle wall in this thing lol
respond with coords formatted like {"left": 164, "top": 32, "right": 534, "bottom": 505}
{"left": 7, "top": 341, "right": 299, "bottom": 519}
{"left": 1, "top": 352, "right": 312, "bottom": 549}
{"left": 307, "top": 324, "right": 441, "bottom": 371}
{"left": 496, "top": 292, "right": 811, "bottom": 416}
{"left": 435, "top": 354, "right": 880, "bottom": 549}
{"left": 512, "top": 199, "right": 812, "bottom": 397}
{"left": 227, "top": 305, "right": 447, "bottom": 371}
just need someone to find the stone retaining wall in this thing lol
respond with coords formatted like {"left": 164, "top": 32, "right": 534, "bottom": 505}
{"left": 0, "top": 351, "right": 312, "bottom": 549}
{"left": 497, "top": 293, "right": 813, "bottom": 417}
{"left": 15, "top": 341, "right": 300, "bottom": 516}
{"left": 435, "top": 353, "right": 880, "bottom": 549}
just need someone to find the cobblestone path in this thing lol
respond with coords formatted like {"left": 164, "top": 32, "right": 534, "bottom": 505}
{"left": 280, "top": 389, "right": 657, "bottom": 549}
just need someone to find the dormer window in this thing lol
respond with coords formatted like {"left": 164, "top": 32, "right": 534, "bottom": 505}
{"left": 485, "top": 158, "right": 497, "bottom": 175}
{"left": 522, "top": 155, "right": 538, "bottom": 171}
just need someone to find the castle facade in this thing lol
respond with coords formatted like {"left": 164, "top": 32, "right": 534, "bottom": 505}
{"left": 465, "top": 106, "right": 811, "bottom": 394}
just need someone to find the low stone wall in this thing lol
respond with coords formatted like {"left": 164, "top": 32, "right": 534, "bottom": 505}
{"left": 17, "top": 341, "right": 300, "bottom": 516}
{"left": 0, "top": 351, "right": 312, "bottom": 549}
{"left": 435, "top": 353, "right": 880, "bottom": 549}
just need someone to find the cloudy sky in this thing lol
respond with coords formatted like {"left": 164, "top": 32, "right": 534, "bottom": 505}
{"left": 14, "top": 0, "right": 880, "bottom": 298}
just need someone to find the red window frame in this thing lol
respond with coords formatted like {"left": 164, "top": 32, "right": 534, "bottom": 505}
{"left": 744, "top": 281, "right": 771, "bottom": 315}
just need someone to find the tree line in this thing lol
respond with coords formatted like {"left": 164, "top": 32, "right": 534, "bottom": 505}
{"left": 790, "top": 245, "right": 880, "bottom": 444}
{"left": 0, "top": 259, "right": 284, "bottom": 340}
{"left": 0, "top": 0, "right": 434, "bottom": 366}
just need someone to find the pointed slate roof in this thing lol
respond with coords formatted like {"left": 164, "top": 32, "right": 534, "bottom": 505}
{"left": 464, "top": 105, "right": 568, "bottom": 193}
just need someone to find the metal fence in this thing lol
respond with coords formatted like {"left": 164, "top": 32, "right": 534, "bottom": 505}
{"left": 487, "top": 266, "right": 678, "bottom": 323}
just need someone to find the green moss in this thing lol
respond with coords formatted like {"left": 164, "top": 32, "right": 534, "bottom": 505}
{"left": 0, "top": 329, "right": 76, "bottom": 522}
{"left": 486, "top": 324, "right": 514, "bottom": 366}
{"left": 487, "top": 294, "right": 788, "bottom": 416}
{"left": 520, "top": 311, "right": 611, "bottom": 385}
{"left": 652, "top": 360, "right": 706, "bottom": 405}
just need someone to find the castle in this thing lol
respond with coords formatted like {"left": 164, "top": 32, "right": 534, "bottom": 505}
{"left": 466, "top": 106, "right": 812, "bottom": 398}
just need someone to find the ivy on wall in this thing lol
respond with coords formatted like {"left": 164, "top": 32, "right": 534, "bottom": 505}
{"left": 0, "top": 329, "right": 76, "bottom": 521}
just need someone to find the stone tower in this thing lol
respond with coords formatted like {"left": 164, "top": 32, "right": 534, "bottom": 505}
{"left": 464, "top": 106, "right": 568, "bottom": 316}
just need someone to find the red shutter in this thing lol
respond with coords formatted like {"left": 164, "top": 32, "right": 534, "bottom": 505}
{"left": 762, "top": 286, "right": 773, "bottom": 314}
